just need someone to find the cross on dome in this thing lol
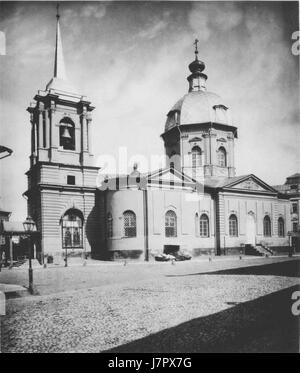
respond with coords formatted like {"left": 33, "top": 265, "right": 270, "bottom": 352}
{"left": 193, "top": 38, "right": 199, "bottom": 58}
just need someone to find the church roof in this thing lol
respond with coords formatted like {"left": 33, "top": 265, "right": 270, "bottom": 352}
{"left": 203, "top": 175, "right": 249, "bottom": 189}
{"left": 204, "top": 174, "right": 279, "bottom": 194}
{"left": 98, "top": 169, "right": 279, "bottom": 196}
{"left": 165, "top": 90, "right": 233, "bottom": 132}
{"left": 98, "top": 167, "right": 199, "bottom": 192}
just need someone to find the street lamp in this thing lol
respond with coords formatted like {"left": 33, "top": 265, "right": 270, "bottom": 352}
{"left": 23, "top": 216, "right": 36, "bottom": 294}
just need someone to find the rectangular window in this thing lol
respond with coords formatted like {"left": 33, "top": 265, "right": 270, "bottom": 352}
{"left": 292, "top": 203, "right": 298, "bottom": 214}
{"left": 293, "top": 222, "right": 298, "bottom": 233}
{"left": 67, "top": 175, "right": 76, "bottom": 185}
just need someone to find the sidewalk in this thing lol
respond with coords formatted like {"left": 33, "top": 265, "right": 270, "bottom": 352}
{"left": 2, "top": 253, "right": 299, "bottom": 270}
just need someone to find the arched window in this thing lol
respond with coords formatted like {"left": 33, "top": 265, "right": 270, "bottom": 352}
{"left": 200, "top": 214, "right": 209, "bottom": 237}
{"left": 123, "top": 210, "right": 136, "bottom": 237}
{"left": 59, "top": 117, "right": 75, "bottom": 150}
{"left": 278, "top": 217, "right": 285, "bottom": 237}
{"left": 62, "top": 209, "right": 83, "bottom": 249}
{"left": 217, "top": 147, "right": 227, "bottom": 167}
{"left": 229, "top": 214, "right": 238, "bottom": 237}
{"left": 191, "top": 146, "right": 202, "bottom": 168}
{"left": 107, "top": 213, "right": 113, "bottom": 238}
{"left": 165, "top": 210, "right": 177, "bottom": 237}
{"left": 263, "top": 216, "right": 271, "bottom": 237}
{"left": 195, "top": 213, "right": 199, "bottom": 236}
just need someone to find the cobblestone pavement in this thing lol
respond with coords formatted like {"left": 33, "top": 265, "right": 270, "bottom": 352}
{"left": 1, "top": 257, "right": 299, "bottom": 353}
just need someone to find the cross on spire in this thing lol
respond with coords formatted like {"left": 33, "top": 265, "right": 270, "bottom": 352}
{"left": 56, "top": 2, "right": 60, "bottom": 20}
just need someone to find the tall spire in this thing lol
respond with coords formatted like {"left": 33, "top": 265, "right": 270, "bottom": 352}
{"left": 46, "top": 3, "right": 77, "bottom": 93}
{"left": 54, "top": 3, "right": 67, "bottom": 80}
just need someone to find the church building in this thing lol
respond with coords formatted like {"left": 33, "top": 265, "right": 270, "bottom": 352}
{"left": 25, "top": 13, "right": 291, "bottom": 263}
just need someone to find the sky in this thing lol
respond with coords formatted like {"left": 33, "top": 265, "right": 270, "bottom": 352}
{"left": 0, "top": 1, "right": 299, "bottom": 221}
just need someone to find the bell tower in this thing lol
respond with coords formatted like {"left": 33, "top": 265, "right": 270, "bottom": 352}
{"left": 25, "top": 6, "right": 100, "bottom": 263}
{"left": 27, "top": 8, "right": 94, "bottom": 168}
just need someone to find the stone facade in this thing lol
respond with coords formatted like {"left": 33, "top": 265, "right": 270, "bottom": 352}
{"left": 25, "top": 15, "right": 99, "bottom": 263}
{"left": 98, "top": 171, "right": 291, "bottom": 260}
{"left": 25, "top": 16, "right": 292, "bottom": 262}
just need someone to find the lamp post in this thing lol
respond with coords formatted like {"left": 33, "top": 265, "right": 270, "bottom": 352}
{"left": 65, "top": 245, "right": 68, "bottom": 267}
{"left": 23, "top": 216, "right": 36, "bottom": 294}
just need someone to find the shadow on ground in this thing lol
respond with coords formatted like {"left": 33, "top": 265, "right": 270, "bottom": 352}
{"left": 103, "top": 285, "right": 300, "bottom": 353}
{"left": 166, "top": 259, "right": 300, "bottom": 278}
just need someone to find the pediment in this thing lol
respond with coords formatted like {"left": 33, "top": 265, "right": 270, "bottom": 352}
{"left": 227, "top": 175, "right": 277, "bottom": 193}
{"left": 147, "top": 168, "right": 198, "bottom": 190}
{"left": 231, "top": 179, "right": 265, "bottom": 191}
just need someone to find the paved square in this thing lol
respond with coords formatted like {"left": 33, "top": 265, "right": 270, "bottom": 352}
{"left": 1, "top": 256, "right": 299, "bottom": 352}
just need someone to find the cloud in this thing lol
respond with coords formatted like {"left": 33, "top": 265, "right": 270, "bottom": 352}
{"left": 81, "top": 4, "right": 107, "bottom": 19}
{"left": 137, "top": 11, "right": 171, "bottom": 40}
{"left": 64, "top": 3, "right": 107, "bottom": 21}
{"left": 188, "top": 2, "right": 244, "bottom": 41}
{"left": 138, "top": 19, "right": 168, "bottom": 40}
{"left": 0, "top": 1, "right": 298, "bottom": 220}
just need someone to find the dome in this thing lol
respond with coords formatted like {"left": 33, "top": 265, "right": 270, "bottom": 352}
{"left": 188, "top": 58, "right": 205, "bottom": 74}
{"left": 164, "top": 90, "right": 233, "bottom": 132}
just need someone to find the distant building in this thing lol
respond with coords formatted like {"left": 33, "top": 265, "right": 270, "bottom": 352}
{"left": 0, "top": 205, "right": 11, "bottom": 222}
{"left": 0, "top": 203, "right": 11, "bottom": 260}
{"left": 273, "top": 174, "right": 300, "bottom": 248}
{"left": 0, "top": 148, "right": 12, "bottom": 246}
{"left": 25, "top": 13, "right": 292, "bottom": 263}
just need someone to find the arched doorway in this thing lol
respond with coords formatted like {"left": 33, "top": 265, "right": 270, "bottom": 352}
{"left": 61, "top": 209, "right": 83, "bottom": 249}
{"left": 246, "top": 212, "right": 256, "bottom": 245}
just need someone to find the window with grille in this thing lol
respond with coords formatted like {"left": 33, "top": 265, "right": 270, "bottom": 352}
{"left": 263, "top": 216, "right": 271, "bottom": 237}
{"left": 217, "top": 147, "right": 226, "bottom": 167}
{"left": 107, "top": 213, "right": 113, "bottom": 238}
{"left": 229, "top": 214, "right": 238, "bottom": 237}
{"left": 165, "top": 210, "right": 177, "bottom": 237}
{"left": 278, "top": 217, "right": 284, "bottom": 237}
{"left": 200, "top": 214, "right": 209, "bottom": 237}
{"left": 123, "top": 210, "right": 136, "bottom": 237}
{"left": 62, "top": 209, "right": 83, "bottom": 249}
{"left": 191, "top": 146, "right": 202, "bottom": 168}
